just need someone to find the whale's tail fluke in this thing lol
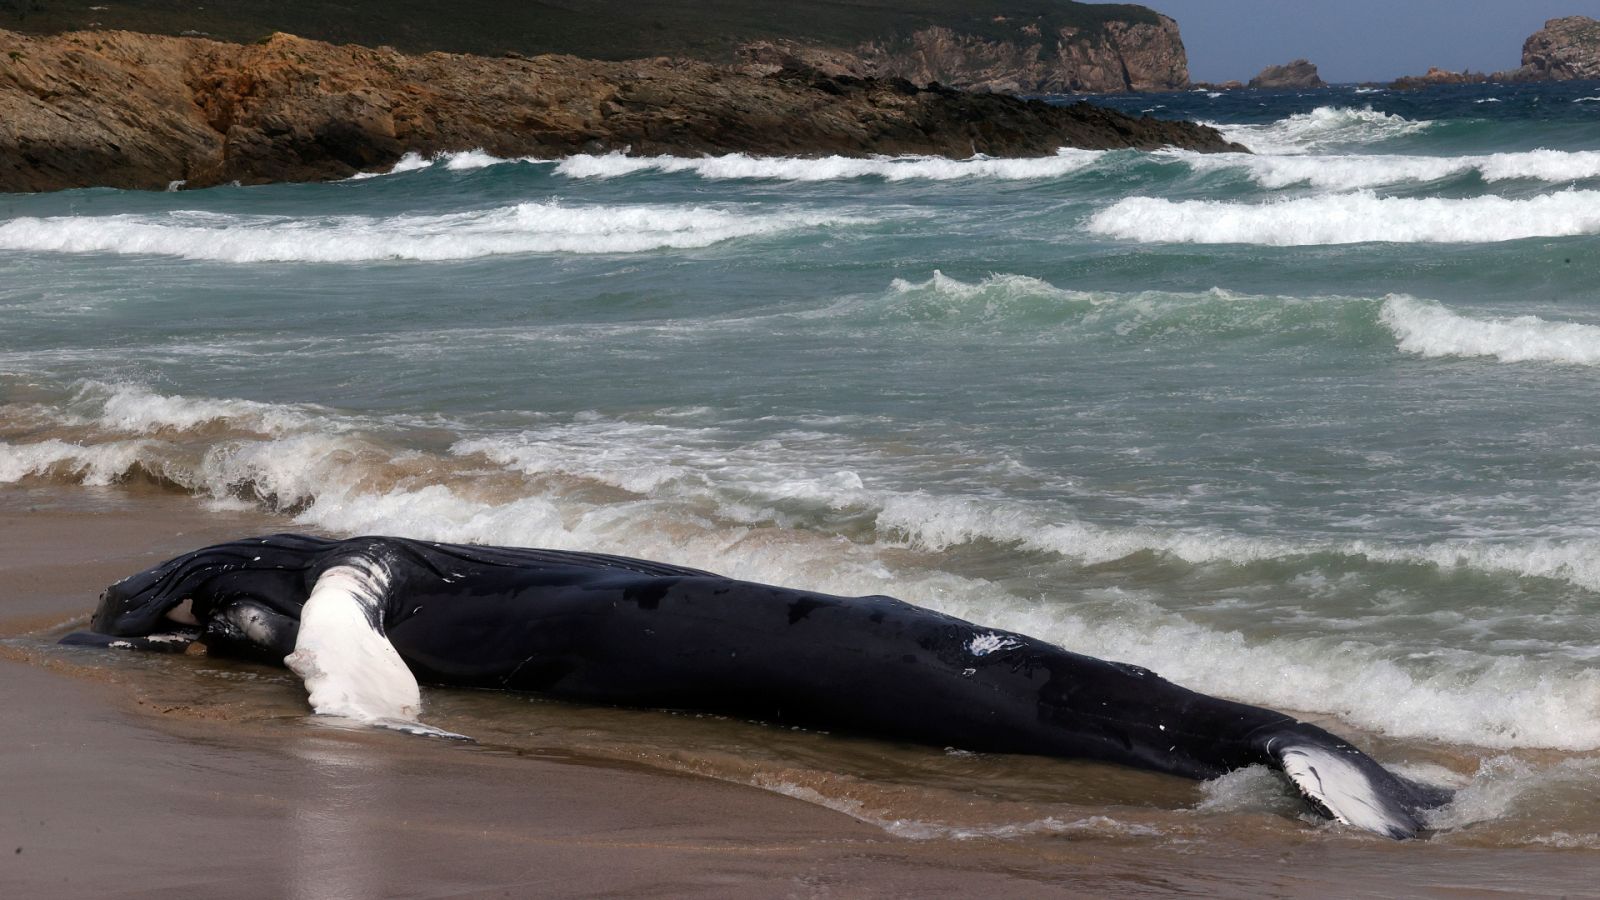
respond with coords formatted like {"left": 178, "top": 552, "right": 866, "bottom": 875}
{"left": 1258, "top": 726, "right": 1448, "bottom": 840}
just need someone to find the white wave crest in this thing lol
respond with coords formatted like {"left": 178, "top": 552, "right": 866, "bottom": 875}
{"left": 876, "top": 489, "right": 1600, "bottom": 599}
{"left": 879, "top": 270, "right": 1098, "bottom": 320}
{"left": 0, "top": 438, "right": 154, "bottom": 485}
{"left": 0, "top": 202, "right": 861, "bottom": 262}
{"left": 346, "top": 151, "right": 438, "bottom": 179}
{"left": 1381, "top": 295, "right": 1600, "bottom": 366}
{"left": 1174, "top": 148, "right": 1600, "bottom": 191}
{"left": 1087, "top": 190, "right": 1600, "bottom": 245}
{"left": 554, "top": 149, "right": 1106, "bottom": 181}
{"left": 87, "top": 382, "right": 321, "bottom": 435}
{"left": 438, "top": 149, "right": 517, "bottom": 171}
{"left": 453, "top": 417, "right": 875, "bottom": 510}
{"left": 1211, "top": 106, "right": 1434, "bottom": 155}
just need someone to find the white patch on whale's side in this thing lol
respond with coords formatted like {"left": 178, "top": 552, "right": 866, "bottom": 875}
{"left": 967, "top": 633, "right": 1022, "bottom": 657}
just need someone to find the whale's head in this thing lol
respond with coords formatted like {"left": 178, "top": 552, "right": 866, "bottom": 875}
{"left": 90, "top": 533, "right": 340, "bottom": 636}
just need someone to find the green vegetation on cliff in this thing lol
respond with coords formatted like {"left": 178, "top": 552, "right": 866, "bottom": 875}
{"left": 0, "top": 0, "right": 1163, "bottom": 61}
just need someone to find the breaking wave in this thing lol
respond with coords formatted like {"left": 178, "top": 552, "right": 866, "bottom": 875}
{"left": 1381, "top": 295, "right": 1600, "bottom": 366}
{"left": 1087, "top": 190, "right": 1600, "bottom": 245}
{"left": 1174, "top": 148, "right": 1600, "bottom": 191}
{"left": 553, "top": 149, "right": 1107, "bottom": 181}
{"left": 0, "top": 202, "right": 863, "bottom": 262}
{"left": 1211, "top": 106, "right": 1437, "bottom": 154}
{"left": 352, "top": 149, "right": 1110, "bottom": 182}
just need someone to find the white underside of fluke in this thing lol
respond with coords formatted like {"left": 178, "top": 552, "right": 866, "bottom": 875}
{"left": 1273, "top": 739, "right": 1416, "bottom": 839}
{"left": 286, "top": 561, "right": 465, "bottom": 740}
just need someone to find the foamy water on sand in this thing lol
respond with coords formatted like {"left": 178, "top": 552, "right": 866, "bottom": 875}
{"left": 5, "top": 80, "right": 1600, "bottom": 853}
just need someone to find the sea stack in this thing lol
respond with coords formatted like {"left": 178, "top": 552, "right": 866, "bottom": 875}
{"left": 1247, "top": 59, "right": 1326, "bottom": 89}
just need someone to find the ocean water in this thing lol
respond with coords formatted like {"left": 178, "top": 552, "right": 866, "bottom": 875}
{"left": 4, "top": 81, "right": 1600, "bottom": 846}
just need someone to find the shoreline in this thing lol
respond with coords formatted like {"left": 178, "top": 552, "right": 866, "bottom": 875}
{"left": 4, "top": 484, "right": 1600, "bottom": 896}
{"left": 0, "top": 27, "right": 1242, "bottom": 194}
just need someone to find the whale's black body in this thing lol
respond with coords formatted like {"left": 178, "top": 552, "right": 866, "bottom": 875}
{"left": 64, "top": 533, "right": 1445, "bottom": 838}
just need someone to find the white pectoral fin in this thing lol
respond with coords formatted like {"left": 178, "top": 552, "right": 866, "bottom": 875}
{"left": 1268, "top": 735, "right": 1424, "bottom": 840}
{"left": 285, "top": 561, "right": 468, "bottom": 741}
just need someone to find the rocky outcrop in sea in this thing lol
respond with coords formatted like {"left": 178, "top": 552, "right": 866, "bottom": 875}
{"left": 1247, "top": 59, "right": 1326, "bottom": 90}
{"left": 1509, "top": 15, "right": 1600, "bottom": 81}
{"left": 0, "top": 29, "right": 1242, "bottom": 193}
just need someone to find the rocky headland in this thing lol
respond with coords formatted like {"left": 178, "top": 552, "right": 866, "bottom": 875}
{"left": 1, "top": 1, "right": 1191, "bottom": 95}
{"left": 0, "top": 29, "right": 1242, "bottom": 194}
{"left": 736, "top": 14, "right": 1189, "bottom": 94}
{"left": 1513, "top": 15, "right": 1600, "bottom": 81}
{"left": 1389, "top": 15, "right": 1600, "bottom": 88}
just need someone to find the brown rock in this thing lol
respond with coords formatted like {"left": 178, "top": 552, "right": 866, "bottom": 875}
{"left": 0, "top": 28, "right": 1243, "bottom": 193}
{"left": 1247, "top": 59, "right": 1326, "bottom": 90}
{"left": 1515, "top": 15, "right": 1600, "bottom": 81}
{"left": 1388, "top": 67, "right": 1490, "bottom": 90}
{"left": 739, "top": 15, "right": 1190, "bottom": 95}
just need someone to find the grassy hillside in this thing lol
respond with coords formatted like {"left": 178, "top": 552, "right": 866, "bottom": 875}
{"left": 0, "top": 0, "right": 1164, "bottom": 60}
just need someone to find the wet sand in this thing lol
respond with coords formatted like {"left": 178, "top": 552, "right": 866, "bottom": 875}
{"left": 2, "top": 485, "right": 1596, "bottom": 897}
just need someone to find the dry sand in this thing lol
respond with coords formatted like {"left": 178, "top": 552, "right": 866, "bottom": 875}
{"left": 2, "top": 485, "right": 1595, "bottom": 897}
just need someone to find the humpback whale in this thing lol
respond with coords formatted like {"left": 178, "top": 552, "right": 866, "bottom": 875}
{"left": 62, "top": 533, "right": 1445, "bottom": 838}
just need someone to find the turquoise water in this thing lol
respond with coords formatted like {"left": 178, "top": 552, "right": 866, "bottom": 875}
{"left": 5, "top": 82, "right": 1600, "bottom": 841}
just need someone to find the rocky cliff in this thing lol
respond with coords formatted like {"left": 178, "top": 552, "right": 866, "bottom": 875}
{"left": 0, "top": 29, "right": 1242, "bottom": 193}
{"left": 739, "top": 16, "right": 1189, "bottom": 94}
{"left": 1, "top": 1, "right": 1192, "bottom": 96}
{"left": 1515, "top": 15, "right": 1600, "bottom": 81}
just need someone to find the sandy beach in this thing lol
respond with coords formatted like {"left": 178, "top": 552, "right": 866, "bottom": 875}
{"left": 1, "top": 484, "right": 1595, "bottom": 898}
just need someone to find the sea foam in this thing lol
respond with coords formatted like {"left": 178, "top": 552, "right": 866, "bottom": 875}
{"left": 1381, "top": 295, "right": 1600, "bottom": 366}
{"left": 553, "top": 149, "right": 1107, "bottom": 181}
{"left": 1087, "top": 190, "right": 1600, "bottom": 245}
{"left": 1173, "top": 148, "right": 1600, "bottom": 191}
{"left": 0, "top": 202, "right": 862, "bottom": 262}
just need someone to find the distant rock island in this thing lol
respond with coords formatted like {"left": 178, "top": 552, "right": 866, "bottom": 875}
{"left": 0, "top": 29, "right": 1243, "bottom": 193}
{"left": 1390, "top": 15, "right": 1600, "bottom": 88}
{"left": 1247, "top": 59, "right": 1326, "bottom": 90}
{"left": 0, "top": 0, "right": 1191, "bottom": 94}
